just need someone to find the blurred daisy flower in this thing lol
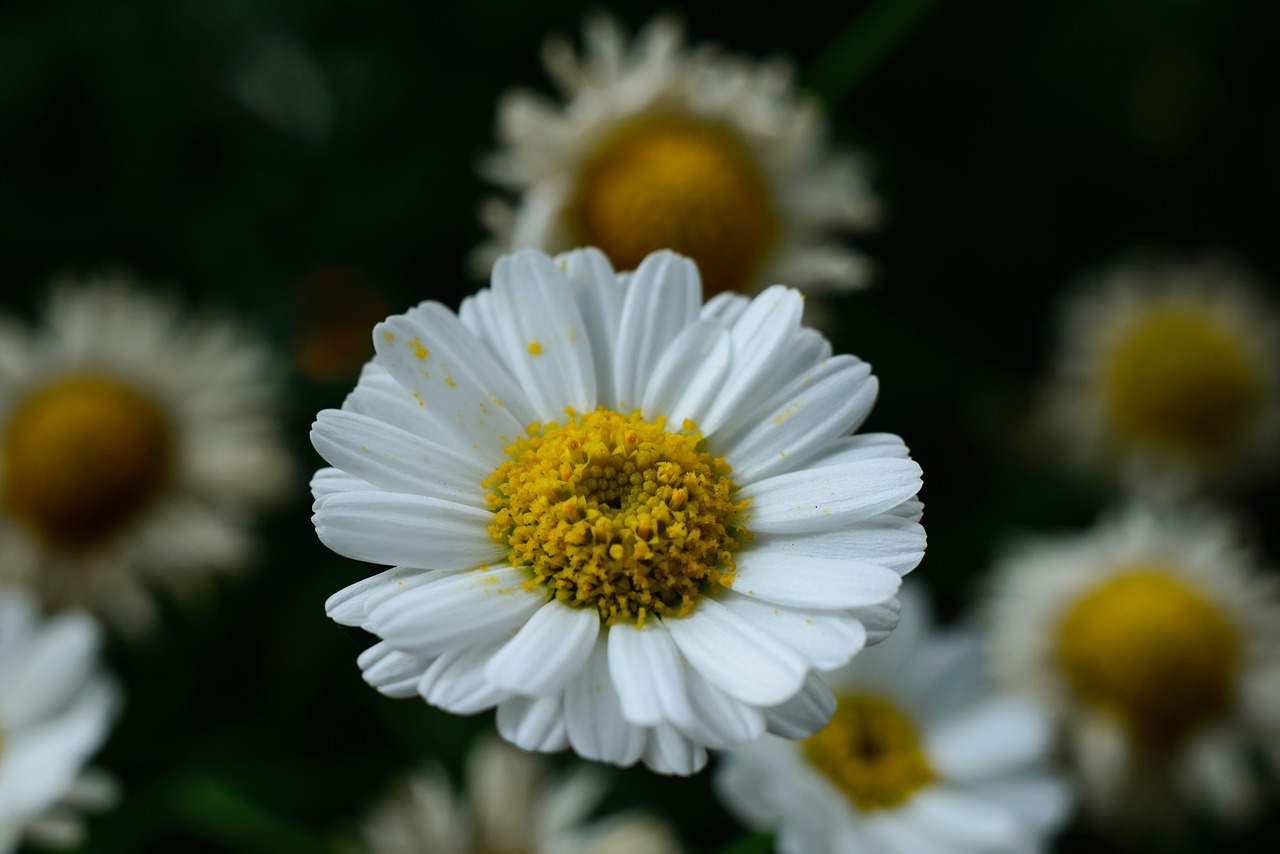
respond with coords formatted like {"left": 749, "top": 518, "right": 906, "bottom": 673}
{"left": 0, "top": 588, "right": 120, "bottom": 852}
{"left": 716, "top": 585, "right": 1069, "bottom": 854}
{"left": 1041, "top": 255, "right": 1280, "bottom": 494}
{"left": 475, "top": 15, "right": 880, "bottom": 299}
{"left": 359, "top": 736, "right": 680, "bottom": 854}
{"left": 0, "top": 277, "right": 292, "bottom": 633}
{"left": 312, "top": 248, "right": 923, "bottom": 774}
{"left": 987, "top": 506, "right": 1280, "bottom": 829}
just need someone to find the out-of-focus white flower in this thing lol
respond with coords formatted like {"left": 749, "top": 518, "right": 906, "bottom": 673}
{"left": 360, "top": 736, "right": 680, "bottom": 854}
{"left": 987, "top": 506, "right": 1280, "bottom": 829}
{"left": 1041, "top": 255, "right": 1280, "bottom": 495}
{"left": 0, "top": 276, "right": 292, "bottom": 633}
{"left": 312, "top": 247, "right": 924, "bottom": 774}
{"left": 0, "top": 588, "right": 120, "bottom": 852}
{"left": 717, "top": 585, "right": 1070, "bottom": 853}
{"left": 475, "top": 15, "right": 879, "bottom": 300}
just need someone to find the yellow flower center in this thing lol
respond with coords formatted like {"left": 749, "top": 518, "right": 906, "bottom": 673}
{"left": 1102, "top": 306, "right": 1264, "bottom": 459}
{"left": 1055, "top": 567, "right": 1240, "bottom": 749}
{"left": 484, "top": 408, "right": 746, "bottom": 626}
{"left": 804, "top": 693, "right": 935, "bottom": 811}
{"left": 568, "top": 115, "right": 778, "bottom": 297}
{"left": 2, "top": 374, "right": 174, "bottom": 547}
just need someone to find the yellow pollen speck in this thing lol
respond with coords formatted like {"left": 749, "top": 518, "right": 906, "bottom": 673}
{"left": 1055, "top": 566, "right": 1240, "bottom": 748}
{"left": 805, "top": 693, "right": 935, "bottom": 811}
{"left": 382, "top": 330, "right": 395, "bottom": 342}
{"left": 1102, "top": 305, "right": 1264, "bottom": 459}
{"left": 1, "top": 373, "right": 175, "bottom": 547}
{"left": 568, "top": 114, "right": 778, "bottom": 297}
{"left": 444, "top": 376, "right": 456, "bottom": 388}
{"left": 527, "top": 340, "right": 543, "bottom": 355}
{"left": 483, "top": 408, "right": 747, "bottom": 626}
{"left": 408, "top": 337, "right": 428, "bottom": 359}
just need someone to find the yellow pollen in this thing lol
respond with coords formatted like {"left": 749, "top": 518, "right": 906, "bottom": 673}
{"left": 568, "top": 115, "right": 778, "bottom": 297}
{"left": 484, "top": 408, "right": 747, "bottom": 626}
{"left": 804, "top": 693, "right": 935, "bottom": 811}
{"left": 1056, "top": 566, "right": 1240, "bottom": 749}
{"left": 2, "top": 373, "right": 174, "bottom": 547}
{"left": 1102, "top": 306, "right": 1264, "bottom": 459}
{"left": 526, "top": 340, "right": 543, "bottom": 355}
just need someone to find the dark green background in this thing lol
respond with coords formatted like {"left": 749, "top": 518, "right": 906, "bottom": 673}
{"left": 2, "top": 0, "right": 1278, "bottom": 850}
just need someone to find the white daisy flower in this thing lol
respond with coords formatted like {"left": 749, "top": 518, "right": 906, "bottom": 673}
{"left": 312, "top": 247, "right": 924, "bottom": 775}
{"left": 0, "top": 588, "right": 120, "bottom": 852}
{"left": 987, "top": 505, "right": 1280, "bottom": 828}
{"left": 475, "top": 15, "right": 880, "bottom": 299}
{"left": 1041, "top": 255, "right": 1280, "bottom": 494}
{"left": 0, "top": 276, "right": 292, "bottom": 633}
{"left": 716, "top": 585, "right": 1070, "bottom": 854}
{"left": 359, "top": 736, "right": 680, "bottom": 854}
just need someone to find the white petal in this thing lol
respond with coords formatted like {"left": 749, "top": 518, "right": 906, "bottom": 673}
{"left": 605, "top": 620, "right": 697, "bottom": 730}
{"left": 612, "top": 251, "right": 701, "bottom": 410}
{"left": 564, "top": 638, "right": 647, "bottom": 767}
{"left": 374, "top": 304, "right": 535, "bottom": 461}
{"left": 367, "top": 566, "right": 547, "bottom": 657}
{"left": 324, "top": 566, "right": 436, "bottom": 626}
{"left": 719, "top": 356, "right": 878, "bottom": 484}
{"left": 701, "top": 291, "right": 750, "bottom": 326}
{"left": 683, "top": 668, "right": 767, "bottom": 748}
{"left": 310, "top": 467, "right": 367, "bottom": 503}
{"left": 558, "top": 247, "right": 623, "bottom": 407}
{"left": 752, "top": 514, "right": 927, "bottom": 575}
{"left": 0, "top": 612, "right": 100, "bottom": 730}
{"left": 311, "top": 409, "right": 489, "bottom": 507}
{"left": 313, "top": 491, "right": 504, "bottom": 570}
{"left": 485, "top": 601, "right": 599, "bottom": 697}
{"left": 496, "top": 693, "right": 569, "bottom": 753}
{"left": 340, "top": 362, "right": 430, "bottom": 436}
{"left": 744, "top": 458, "right": 923, "bottom": 534}
{"left": 807, "top": 432, "right": 913, "bottom": 465}
{"left": 418, "top": 638, "right": 514, "bottom": 714}
{"left": 966, "top": 775, "right": 1074, "bottom": 835}
{"left": 901, "top": 788, "right": 1032, "bottom": 852}
{"left": 642, "top": 723, "right": 707, "bottom": 776}
{"left": 482, "top": 249, "right": 597, "bottom": 419}
{"left": 639, "top": 320, "right": 731, "bottom": 426}
{"left": 357, "top": 641, "right": 430, "bottom": 698}
{"left": 763, "top": 672, "right": 836, "bottom": 738}
{"left": 862, "top": 808, "right": 957, "bottom": 854}
{"left": 854, "top": 599, "right": 902, "bottom": 645}
{"left": 926, "top": 696, "right": 1055, "bottom": 781}
{"left": 718, "top": 590, "right": 868, "bottom": 670}
{"left": 700, "top": 286, "right": 805, "bottom": 435}
{"left": 729, "top": 548, "right": 902, "bottom": 610}
{"left": 664, "top": 597, "right": 808, "bottom": 706}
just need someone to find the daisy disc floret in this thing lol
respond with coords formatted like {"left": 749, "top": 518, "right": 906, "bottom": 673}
{"left": 987, "top": 506, "right": 1280, "bottom": 827}
{"left": 1042, "top": 255, "right": 1280, "bottom": 492}
{"left": 0, "top": 277, "right": 292, "bottom": 633}
{"left": 475, "top": 15, "right": 879, "bottom": 298}
{"left": 717, "top": 586, "right": 1070, "bottom": 854}
{"left": 312, "top": 248, "right": 924, "bottom": 774}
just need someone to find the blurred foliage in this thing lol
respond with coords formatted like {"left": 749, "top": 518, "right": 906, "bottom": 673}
{"left": 2, "top": 0, "right": 1279, "bottom": 851}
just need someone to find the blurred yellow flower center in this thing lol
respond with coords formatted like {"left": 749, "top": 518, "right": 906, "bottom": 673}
{"left": 1102, "top": 306, "right": 1264, "bottom": 458}
{"left": 569, "top": 115, "right": 777, "bottom": 297}
{"left": 804, "top": 693, "right": 935, "bottom": 811}
{"left": 1055, "top": 567, "right": 1239, "bottom": 749}
{"left": 2, "top": 374, "right": 174, "bottom": 547}
{"left": 484, "top": 408, "right": 746, "bottom": 626}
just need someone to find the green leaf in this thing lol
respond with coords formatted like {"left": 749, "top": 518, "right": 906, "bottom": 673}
{"left": 807, "top": 0, "right": 943, "bottom": 103}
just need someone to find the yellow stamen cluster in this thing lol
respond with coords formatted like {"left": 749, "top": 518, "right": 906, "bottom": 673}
{"left": 484, "top": 408, "right": 746, "bottom": 626}
{"left": 1102, "top": 306, "right": 1264, "bottom": 459}
{"left": 1056, "top": 566, "right": 1240, "bottom": 749}
{"left": 804, "top": 693, "right": 936, "bottom": 811}
{"left": 2, "top": 373, "right": 174, "bottom": 547}
{"left": 569, "top": 115, "right": 777, "bottom": 297}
